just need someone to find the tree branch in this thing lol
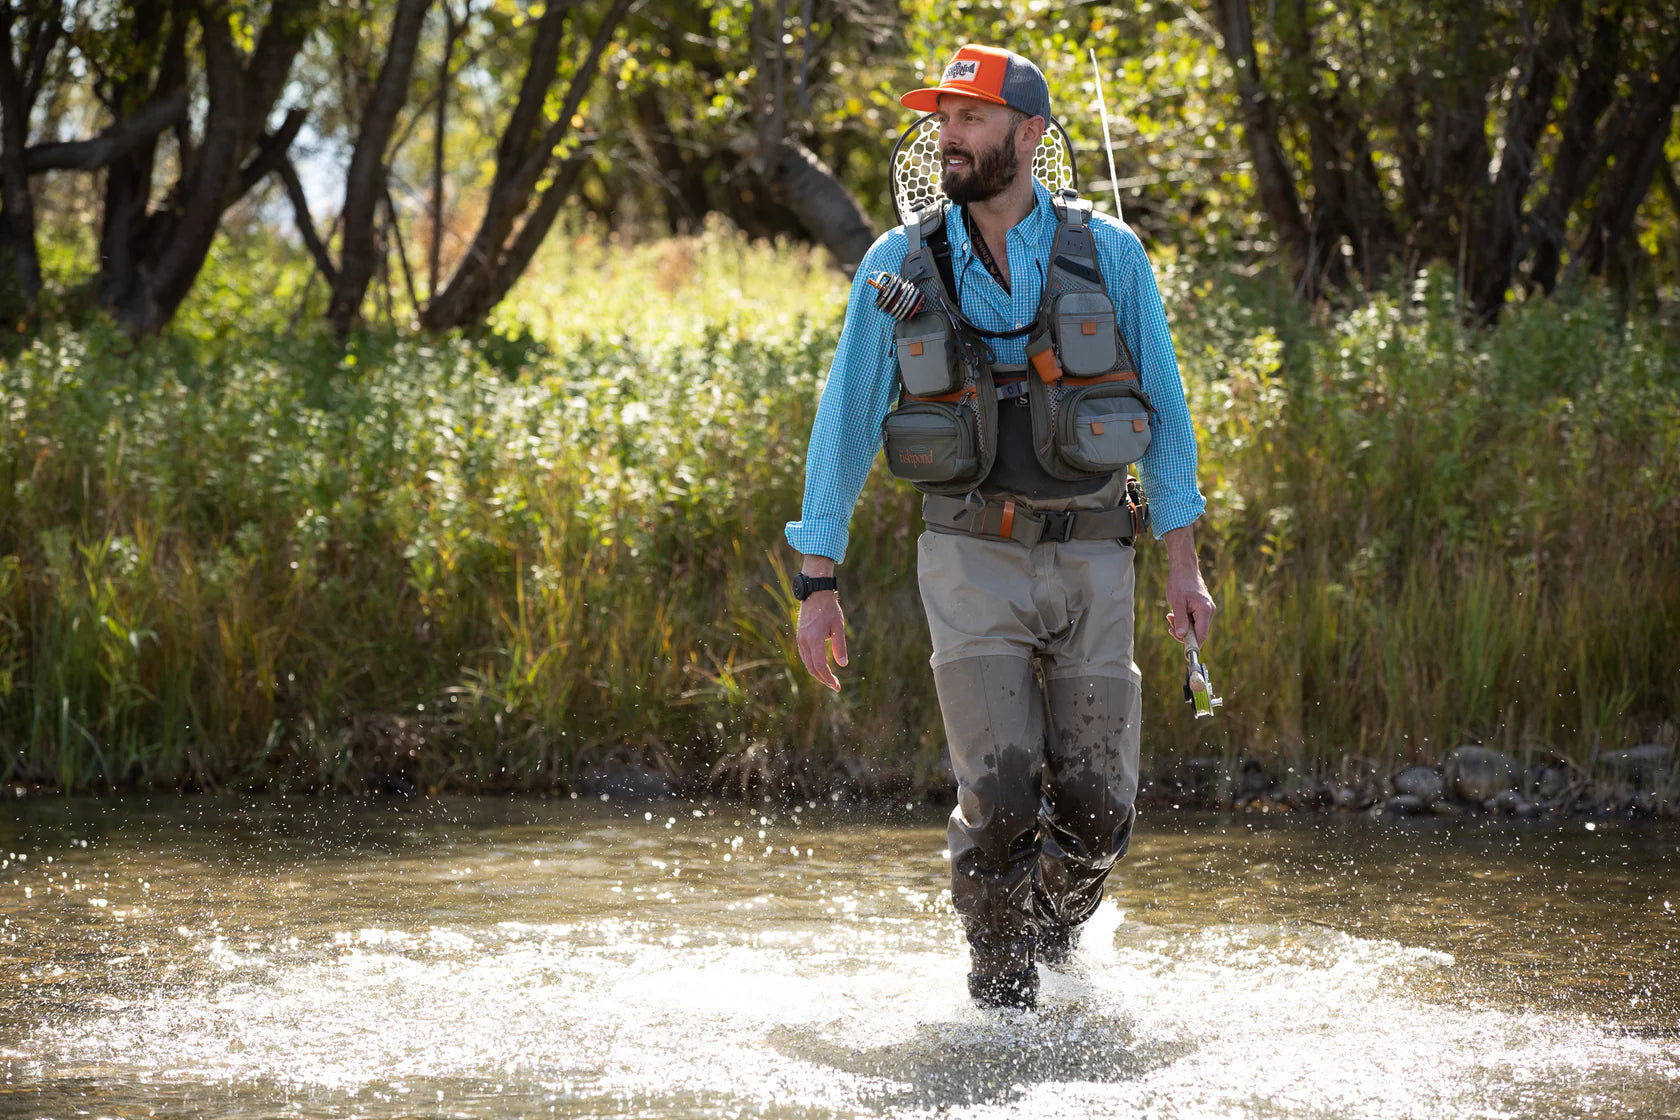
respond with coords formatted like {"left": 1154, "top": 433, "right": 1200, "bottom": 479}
{"left": 277, "top": 154, "right": 338, "bottom": 287}
{"left": 23, "top": 87, "right": 187, "bottom": 172}
{"left": 423, "top": 0, "right": 637, "bottom": 330}
{"left": 327, "top": 0, "right": 432, "bottom": 334}
{"left": 21, "top": 2, "right": 64, "bottom": 104}
{"left": 503, "top": 0, "right": 636, "bottom": 214}
{"left": 384, "top": 185, "right": 420, "bottom": 315}
{"left": 235, "top": 107, "right": 308, "bottom": 197}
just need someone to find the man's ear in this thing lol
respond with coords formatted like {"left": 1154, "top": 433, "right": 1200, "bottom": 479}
{"left": 1018, "top": 114, "right": 1047, "bottom": 155}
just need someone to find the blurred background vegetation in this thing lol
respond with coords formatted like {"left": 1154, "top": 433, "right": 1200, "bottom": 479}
{"left": 1, "top": 0, "right": 1677, "bottom": 795}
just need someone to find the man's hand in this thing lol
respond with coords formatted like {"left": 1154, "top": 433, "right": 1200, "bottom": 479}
{"left": 794, "top": 556, "right": 848, "bottom": 692}
{"left": 1161, "top": 524, "right": 1216, "bottom": 645}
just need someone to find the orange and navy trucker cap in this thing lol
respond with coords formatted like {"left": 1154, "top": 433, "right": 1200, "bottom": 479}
{"left": 899, "top": 45, "right": 1051, "bottom": 120}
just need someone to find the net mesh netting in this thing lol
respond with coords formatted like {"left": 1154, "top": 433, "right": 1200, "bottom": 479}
{"left": 891, "top": 114, "right": 1076, "bottom": 224}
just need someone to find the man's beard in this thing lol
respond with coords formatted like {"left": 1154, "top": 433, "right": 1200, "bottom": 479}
{"left": 941, "top": 125, "right": 1021, "bottom": 204}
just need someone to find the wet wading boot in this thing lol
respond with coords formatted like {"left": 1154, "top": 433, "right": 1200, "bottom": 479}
{"left": 968, "top": 967, "right": 1039, "bottom": 1010}
{"left": 1036, "top": 921, "right": 1080, "bottom": 970}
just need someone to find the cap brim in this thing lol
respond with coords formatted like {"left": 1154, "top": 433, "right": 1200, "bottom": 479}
{"left": 899, "top": 84, "right": 1010, "bottom": 113}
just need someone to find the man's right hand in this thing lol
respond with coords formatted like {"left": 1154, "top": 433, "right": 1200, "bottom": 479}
{"left": 795, "top": 559, "right": 849, "bottom": 695}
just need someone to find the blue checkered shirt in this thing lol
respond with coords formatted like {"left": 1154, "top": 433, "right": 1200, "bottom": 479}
{"left": 785, "top": 179, "right": 1206, "bottom": 563}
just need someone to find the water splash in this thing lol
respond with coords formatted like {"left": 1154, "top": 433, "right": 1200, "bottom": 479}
{"left": 2, "top": 801, "right": 1677, "bottom": 1118}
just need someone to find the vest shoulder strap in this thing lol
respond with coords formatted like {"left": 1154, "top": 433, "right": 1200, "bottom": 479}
{"left": 902, "top": 203, "right": 958, "bottom": 304}
{"left": 926, "top": 219, "right": 959, "bottom": 305}
{"left": 905, "top": 203, "right": 945, "bottom": 254}
{"left": 1051, "top": 189, "right": 1092, "bottom": 230}
{"left": 1038, "top": 190, "right": 1107, "bottom": 323}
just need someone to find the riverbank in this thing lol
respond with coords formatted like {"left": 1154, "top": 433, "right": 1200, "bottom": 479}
{"left": 3, "top": 230, "right": 1678, "bottom": 794}
{"left": 2, "top": 741, "right": 1673, "bottom": 820}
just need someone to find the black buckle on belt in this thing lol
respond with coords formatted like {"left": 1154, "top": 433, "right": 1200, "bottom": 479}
{"left": 1037, "top": 510, "right": 1076, "bottom": 543}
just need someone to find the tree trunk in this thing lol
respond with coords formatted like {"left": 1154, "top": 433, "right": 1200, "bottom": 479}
{"left": 0, "top": 2, "right": 40, "bottom": 322}
{"left": 1566, "top": 37, "right": 1680, "bottom": 285}
{"left": 428, "top": 3, "right": 459, "bottom": 299}
{"left": 1527, "top": 2, "right": 1625, "bottom": 295}
{"left": 633, "top": 86, "right": 706, "bottom": 233}
{"left": 766, "top": 137, "right": 875, "bottom": 273}
{"left": 485, "top": 150, "right": 594, "bottom": 311}
{"left": 123, "top": 7, "right": 246, "bottom": 328}
{"left": 1208, "top": 0, "right": 1313, "bottom": 292}
{"left": 1412, "top": 7, "right": 1498, "bottom": 271}
{"left": 326, "top": 0, "right": 432, "bottom": 336}
{"left": 422, "top": 0, "right": 636, "bottom": 332}
{"left": 742, "top": 0, "right": 874, "bottom": 273}
{"left": 96, "top": 0, "right": 319, "bottom": 334}
{"left": 1468, "top": 0, "right": 1582, "bottom": 322}
{"left": 95, "top": 0, "right": 187, "bottom": 325}
{"left": 0, "top": 0, "right": 67, "bottom": 323}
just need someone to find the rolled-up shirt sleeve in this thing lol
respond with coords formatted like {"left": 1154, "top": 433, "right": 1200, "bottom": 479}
{"left": 783, "top": 229, "right": 909, "bottom": 563}
{"left": 1098, "top": 221, "right": 1206, "bottom": 537}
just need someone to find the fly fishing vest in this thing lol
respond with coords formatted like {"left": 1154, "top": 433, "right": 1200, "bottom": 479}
{"left": 879, "top": 190, "right": 1155, "bottom": 503}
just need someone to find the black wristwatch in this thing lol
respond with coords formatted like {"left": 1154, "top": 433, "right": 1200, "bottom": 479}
{"left": 792, "top": 573, "right": 838, "bottom": 601}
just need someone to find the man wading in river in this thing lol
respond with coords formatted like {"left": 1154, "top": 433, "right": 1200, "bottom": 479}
{"left": 784, "top": 45, "right": 1214, "bottom": 1010}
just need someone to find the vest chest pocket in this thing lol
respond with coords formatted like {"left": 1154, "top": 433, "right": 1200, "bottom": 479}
{"left": 894, "top": 312, "right": 963, "bottom": 397}
{"left": 1056, "top": 382, "right": 1153, "bottom": 473}
{"left": 1054, "top": 291, "right": 1120, "bottom": 376}
{"left": 881, "top": 398, "right": 980, "bottom": 484}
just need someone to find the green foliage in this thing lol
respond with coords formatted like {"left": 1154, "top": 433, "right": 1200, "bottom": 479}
{"left": 894, "top": 1, "right": 1245, "bottom": 241}
{"left": 2, "top": 230, "right": 1676, "bottom": 793}
{"left": 1155, "top": 267, "right": 1680, "bottom": 772}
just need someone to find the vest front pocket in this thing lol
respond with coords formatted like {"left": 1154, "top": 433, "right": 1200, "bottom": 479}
{"left": 1055, "top": 382, "right": 1153, "bottom": 473}
{"left": 894, "top": 313, "right": 963, "bottom": 397}
{"left": 1054, "top": 291, "right": 1121, "bottom": 376}
{"left": 882, "top": 400, "right": 980, "bottom": 484}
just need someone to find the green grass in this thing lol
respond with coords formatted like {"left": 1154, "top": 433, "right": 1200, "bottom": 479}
{"left": 1, "top": 228, "right": 1676, "bottom": 794}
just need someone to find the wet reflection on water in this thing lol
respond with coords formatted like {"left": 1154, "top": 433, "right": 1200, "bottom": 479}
{"left": 1, "top": 798, "right": 1675, "bottom": 1118}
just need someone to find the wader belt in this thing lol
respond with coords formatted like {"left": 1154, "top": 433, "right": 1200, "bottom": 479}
{"left": 923, "top": 493, "right": 1143, "bottom": 546}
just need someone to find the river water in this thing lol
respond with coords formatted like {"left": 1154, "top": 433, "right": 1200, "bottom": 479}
{"left": 1, "top": 796, "right": 1676, "bottom": 1119}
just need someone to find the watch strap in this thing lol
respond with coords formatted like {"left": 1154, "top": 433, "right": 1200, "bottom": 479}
{"left": 794, "top": 574, "right": 838, "bottom": 600}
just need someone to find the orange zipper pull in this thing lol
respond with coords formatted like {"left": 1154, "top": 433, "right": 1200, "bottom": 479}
{"left": 1030, "top": 346, "right": 1062, "bottom": 383}
{"left": 1026, "top": 332, "right": 1062, "bottom": 383}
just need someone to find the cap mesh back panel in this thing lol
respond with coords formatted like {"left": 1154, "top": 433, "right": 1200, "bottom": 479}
{"left": 890, "top": 114, "right": 1076, "bottom": 225}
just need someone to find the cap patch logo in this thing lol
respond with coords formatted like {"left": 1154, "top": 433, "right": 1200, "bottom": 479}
{"left": 943, "top": 60, "right": 980, "bottom": 82}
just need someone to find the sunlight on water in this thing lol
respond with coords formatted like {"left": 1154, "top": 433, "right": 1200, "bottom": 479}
{"left": 1, "top": 799, "right": 1676, "bottom": 1118}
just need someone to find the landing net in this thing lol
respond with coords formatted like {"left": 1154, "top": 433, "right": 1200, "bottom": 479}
{"left": 889, "top": 113, "right": 1079, "bottom": 226}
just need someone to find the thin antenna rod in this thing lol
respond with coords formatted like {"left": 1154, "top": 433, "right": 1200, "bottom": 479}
{"left": 1090, "top": 48, "right": 1123, "bottom": 223}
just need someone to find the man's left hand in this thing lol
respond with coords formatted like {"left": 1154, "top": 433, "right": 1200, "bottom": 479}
{"left": 1161, "top": 524, "right": 1215, "bottom": 645}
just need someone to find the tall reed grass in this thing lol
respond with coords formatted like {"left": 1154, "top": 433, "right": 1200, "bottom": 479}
{"left": 2, "top": 227, "right": 1676, "bottom": 793}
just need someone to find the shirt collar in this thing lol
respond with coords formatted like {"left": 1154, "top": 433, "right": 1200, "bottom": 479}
{"left": 944, "top": 178, "right": 1059, "bottom": 267}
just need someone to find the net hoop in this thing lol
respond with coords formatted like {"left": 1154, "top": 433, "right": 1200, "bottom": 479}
{"left": 888, "top": 113, "right": 1079, "bottom": 226}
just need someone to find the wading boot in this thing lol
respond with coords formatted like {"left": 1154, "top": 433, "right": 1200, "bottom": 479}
{"left": 1037, "top": 920, "right": 1080, "bottom": 970}
{"left": 968, "top": 967, "right": 1039, "bottom": 1011}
